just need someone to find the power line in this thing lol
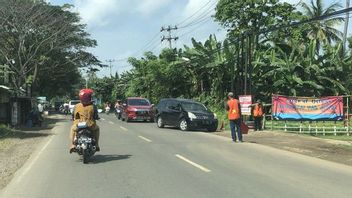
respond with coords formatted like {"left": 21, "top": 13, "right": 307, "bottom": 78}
{"left": 178, "top": 0, "right": 217, "bottom": 29}
{"left": 111, "top": 1, "right": 217, "bottom": 62}
{"left": 182, "top": 7, "right": 352, "bottom": 62}
{"left": 178, "top": 18, "right": 213, "bottom": 38}
{"left": 176, "top": 0, "right": 213, "bottom": 26}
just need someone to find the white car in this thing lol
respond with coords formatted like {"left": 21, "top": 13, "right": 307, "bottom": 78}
{"left": 69, "top": 100, "right": 80, "bottom": 114}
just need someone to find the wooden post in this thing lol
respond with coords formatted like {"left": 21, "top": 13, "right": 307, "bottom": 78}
{"left": 347, "top": 96, "right": 350, "bottom": 136}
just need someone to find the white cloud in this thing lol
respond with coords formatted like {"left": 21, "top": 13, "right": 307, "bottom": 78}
{"left": 73, "top": 0, "right": 121, "bottom": 27}
{"left": 132, "top": 0, "right": 173, "bottom": 16}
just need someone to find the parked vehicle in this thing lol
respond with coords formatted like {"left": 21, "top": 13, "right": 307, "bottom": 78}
{"left": 73, "top": 122, "right": 97, "bottom": 164}
{"left": 69, "top": 100, "right": 80, "bottom": 114}
{"left": 121, "top": 97, "right": 154, "bottom": 122}
{"left": 155, "top": 98, "right": 218, "bottom": 132}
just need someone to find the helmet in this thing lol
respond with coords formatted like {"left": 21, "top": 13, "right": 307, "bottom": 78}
{"left": 79, "top": 89, "right": 93, "bottom": 105}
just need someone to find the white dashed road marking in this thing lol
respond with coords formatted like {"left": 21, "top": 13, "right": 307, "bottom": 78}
{"left": 108, "top": 121, "right": 114, "bottom": 125}
{"left": 138, "top": 135, "right": 152, "bottom": 142}
{"left": 175, "top": 154, "right": 211, "bottom": 173}
{"left": 120, "top": 126, "right": 128, "bottom": 131}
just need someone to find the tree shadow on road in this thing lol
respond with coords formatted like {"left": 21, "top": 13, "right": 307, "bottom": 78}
{"left": 90, "top": 154, "right": 132, "bottom": 164}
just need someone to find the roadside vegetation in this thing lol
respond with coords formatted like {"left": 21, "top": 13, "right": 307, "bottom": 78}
{"left": 88, "top": 0, "right": 351, "bottom": 112}
{"left": 0, "top": 125, "right": 13, "bottom": 138}
{"left": 2, "top": 0, "right": 351, "bottom": 136}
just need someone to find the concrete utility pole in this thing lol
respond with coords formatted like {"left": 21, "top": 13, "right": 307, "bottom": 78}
{"left": 161, "top": 25, "right": 179, "bottom": 48}
{"left": 105, "top": 59, "right": 115, "bottom": 77}
{"left": 343, "top": 0, "right": 350, "bottom": 54}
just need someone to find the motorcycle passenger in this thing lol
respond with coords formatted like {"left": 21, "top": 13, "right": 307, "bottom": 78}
{"left": 69, "top": 89, "right": 100, "bottom": 153}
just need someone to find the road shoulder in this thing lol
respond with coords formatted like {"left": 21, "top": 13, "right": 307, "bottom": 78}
{"left": 0, "top": 114, "right": 65, "bottom": 190}
{"left": 214, "top": 130, "right": 352, "bottom": 166}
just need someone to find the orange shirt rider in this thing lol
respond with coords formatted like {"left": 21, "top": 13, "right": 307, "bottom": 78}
{"left": 227, "top": 98, "right": 241, "bottom": 120}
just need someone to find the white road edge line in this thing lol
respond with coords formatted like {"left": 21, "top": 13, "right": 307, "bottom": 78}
{"left": 108, "top": 121, "right": 114, "bottom": 125}
{"left": 13, "top": 134, "right": 55, "bottom": 184}
{"left": 175, "top": 154, "right": 211, "bottom": 173}
{"left": 138, "top": 135, "right": 152, "bottom": 142}
{"left": 120, "top": 126, "right": 128, "bottom": 131}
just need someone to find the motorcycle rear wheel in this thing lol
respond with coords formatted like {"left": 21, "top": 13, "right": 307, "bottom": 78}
{"left": 82, "top": 149, "right": 89, "bottom": 164}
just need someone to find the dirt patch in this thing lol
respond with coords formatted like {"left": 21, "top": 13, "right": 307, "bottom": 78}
{"left": 214, "top": 130, "right": 352, "bottom": 166}
{"left": 0, "top": 114, "right": 64, "bottom": 190}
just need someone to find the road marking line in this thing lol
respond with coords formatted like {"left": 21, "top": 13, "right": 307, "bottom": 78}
{"left": 120, "top": 126, "right": 128, "bottom": 131}
{"left": 175, "top": 154, "right": 211, "bottom": 173}
{"left": 101, "top": 118, "right": 106, "bottom": 121}
{"left": 138, "top": 135, "right": 152, "bottom": 142}
{"left": 108, "top": 121, "right": 114, "bottom": 125}
{"left": 13, "top": 134, "right": 55, "bottom": 184}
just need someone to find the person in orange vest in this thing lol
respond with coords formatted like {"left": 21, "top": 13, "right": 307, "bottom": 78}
{"left": 252, "top": 99, "right": 264, "bottom": 131}
{"left": 226, "top": 92, "right": 242, "bottom": 142}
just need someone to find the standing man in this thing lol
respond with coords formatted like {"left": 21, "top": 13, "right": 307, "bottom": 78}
{"left": 252, "top": 99, "right": 264, "bottom": 131}
{"left": 226, "top": 92, "right": 243, "bottom": 142}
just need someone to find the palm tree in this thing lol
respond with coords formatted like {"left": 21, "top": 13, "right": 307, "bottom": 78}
{"left": 301, "top": 0, "right": 344, "bottom": 45}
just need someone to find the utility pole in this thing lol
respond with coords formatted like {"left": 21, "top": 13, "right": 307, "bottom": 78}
{"left": 161, "top": 25, "right": 179, "bottom": 48}
{"left": 343, "top": 0, "right": 350, "bottom": 54}
{"left": 105, "top": 59, "right": 115, "bottom": 77}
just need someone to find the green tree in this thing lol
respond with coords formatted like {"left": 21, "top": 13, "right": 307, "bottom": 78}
{"left": 0, "top": 0, "right": 102, "bottom": 98}
{"left": 301, "top": 0, "right": 344, "bottom": 45}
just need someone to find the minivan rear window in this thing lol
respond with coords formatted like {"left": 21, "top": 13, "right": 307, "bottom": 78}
{"left": 128, "top": 99, "right": 150, "bottom": 106}
{"left": 181, "top": 102, "right": 207, "bottom": 111}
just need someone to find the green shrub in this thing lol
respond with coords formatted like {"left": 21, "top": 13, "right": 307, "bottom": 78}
{"left": 0, "top": 124, "right": 12, "bottom": 137}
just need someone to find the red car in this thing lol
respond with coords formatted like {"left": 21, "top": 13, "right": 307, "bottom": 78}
{"left": 121, "top": 97, "right": 155, "bottom": 122}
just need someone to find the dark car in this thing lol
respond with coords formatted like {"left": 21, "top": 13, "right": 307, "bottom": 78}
{"left": 121, "top": 97, "right": 154, "bottom": 122}
{"left": 155, "top": 98, "right": 218, "bottom": 132}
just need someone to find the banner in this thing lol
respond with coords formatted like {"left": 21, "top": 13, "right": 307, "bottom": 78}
{"left": 272, "top": 95, "right": 343, "bottom": 121}
{"left": 239, "top": 95, "right": 252, "bottom": 115}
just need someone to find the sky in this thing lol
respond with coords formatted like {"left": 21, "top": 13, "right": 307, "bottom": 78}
{"left": 48, "top": 0, "right": 350, "bottom": 77}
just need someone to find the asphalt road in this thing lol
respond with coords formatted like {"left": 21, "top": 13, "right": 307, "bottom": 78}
{"left": 1, "top": 114, "right": 352, "bottom": 198}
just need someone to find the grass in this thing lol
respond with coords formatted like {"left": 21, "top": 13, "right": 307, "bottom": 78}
{"left": 0, "top": 124, "right": 13, "bottom": 138}
{"left": 264, "top": 119, "right": 352, "bottom": 133}
{"left": 0, "top": 125, "right": 15, "bottom": 151}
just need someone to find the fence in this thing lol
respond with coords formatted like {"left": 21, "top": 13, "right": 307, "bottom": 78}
{"left": 264, "top": 115, "right": 351, "bottom": 136}
{"left": 262, "top": 95, "right": 351, "bottom": 136}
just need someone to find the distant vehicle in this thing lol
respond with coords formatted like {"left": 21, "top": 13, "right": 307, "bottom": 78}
{"left": 121, "top": 97, "right": 154, "bottom": 122}
{"left": 69, "top": 100, "right": 80, "bottom": 114}
{"left": 154, "top": 98, "right": 218, "bottom": 132}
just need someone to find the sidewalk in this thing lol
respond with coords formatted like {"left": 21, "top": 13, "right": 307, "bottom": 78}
{"left": 214, "top": 130, "right": 352, "bottom": 166}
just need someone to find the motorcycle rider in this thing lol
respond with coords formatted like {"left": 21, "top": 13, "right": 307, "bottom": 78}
{"left": 114, "top": 99, "right": 122, "bottom": 109}
{"left": 69, "top": 89, "right": 100, "bottom": 153}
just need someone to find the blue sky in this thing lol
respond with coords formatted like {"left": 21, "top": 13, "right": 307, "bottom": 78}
{"left": 48, "top": 0, "right": 349, "bottom": 77}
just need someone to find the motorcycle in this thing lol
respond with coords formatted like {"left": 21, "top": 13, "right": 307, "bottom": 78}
{"left": 74, "top": 122, "right": 96, "bottom": 164}
{"left": 105, "top": 106, "right": 110, "bottom": 114}
{"left": 115, "top": 107, "right": 121, "bottom": 119}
